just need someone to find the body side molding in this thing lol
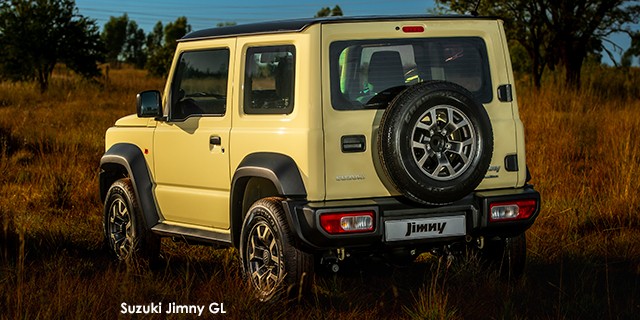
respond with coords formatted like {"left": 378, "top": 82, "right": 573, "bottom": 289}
{"left": 99, "top": 143, "right": 159, "bottom": 230}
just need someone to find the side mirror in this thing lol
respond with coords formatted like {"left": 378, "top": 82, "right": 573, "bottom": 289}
{"left": 136, "top": 90, "right": 163, "bottom": 118}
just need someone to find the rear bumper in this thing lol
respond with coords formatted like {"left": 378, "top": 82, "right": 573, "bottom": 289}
{"left": 284, "top": 185, "right": 540, "bottom": 251}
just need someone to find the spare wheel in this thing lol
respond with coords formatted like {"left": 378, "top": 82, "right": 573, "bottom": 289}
{"left": 377, "top": 81, "right": 493, "bottom": 204}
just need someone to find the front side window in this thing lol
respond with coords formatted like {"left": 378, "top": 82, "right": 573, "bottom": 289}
{"left": 330, "top": 37, "right": 492, "bottom": 110}
{"left": 244, "top": 45, "right": 295, "bottom": 114}
{"left": 170, "top": 49, "right": 230, "bottom": 120}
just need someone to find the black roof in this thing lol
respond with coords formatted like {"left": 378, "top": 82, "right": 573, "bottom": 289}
{"left": 180, "top": 15, "right": 496, "bottom": 42}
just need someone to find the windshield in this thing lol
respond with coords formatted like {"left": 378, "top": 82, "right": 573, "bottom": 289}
{"left": 329, "top": 37, "right": 492, "bottom": 110}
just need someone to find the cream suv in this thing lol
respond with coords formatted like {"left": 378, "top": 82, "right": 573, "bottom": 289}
{"left": 100, "top": 15, "right": 540, "bottom": 300}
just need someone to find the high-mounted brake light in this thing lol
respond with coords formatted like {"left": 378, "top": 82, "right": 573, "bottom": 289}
{"left": 320, "top": 211, "right": 375, "bottom": 234}
{"left": 489, "top": 199, "right": 537, "bottom": 222}
{"left": 402, "top": 26, "right": 425, "bottom": 33}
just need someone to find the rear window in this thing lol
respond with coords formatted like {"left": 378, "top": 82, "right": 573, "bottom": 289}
{"left": 330, "top": 37, "right": 492, "bottom": 110}
{"left": 244, "top": 45, "right": 295, "bottom": 114}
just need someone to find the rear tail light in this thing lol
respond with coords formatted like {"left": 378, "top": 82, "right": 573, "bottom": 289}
{"left": 489, "top": 199, "right": 537, "bottom": 222}
{"left": 320, "top": 211, "right": 374, "bottom": 234}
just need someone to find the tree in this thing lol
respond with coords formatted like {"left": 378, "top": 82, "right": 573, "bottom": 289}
{"left": 545, "top": 1, "right": 638, "bottom": 87}
{"left": 102, "top": 14, "right": 147, "bottom": 68}
{"left": 124, "top": 20, "right": 146, "bottom": 68}
{"left": 0, "top": 0, "right": 104, "bottom": 92}
{"left": 146, "top": 21, "right": 164, "bottom": 53}
{"left": 102, "top": 14, "right": 129, "bottom": 65}
{"left": 315, "top": 5, "right": 343, "bottom": 17}
{"left": 164, "top": 16, "right": 191, "bottom": 48}
{"left": 621, "top": 31, "right": 640, "bottom": 67}
{"left": 436, "top": 0, "right": 640, "bottom": 88}
{"left": 145, "top": 17, "right": 191, "bottom": 77}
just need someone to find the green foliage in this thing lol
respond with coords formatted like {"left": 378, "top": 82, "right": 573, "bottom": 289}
{"left": 102, "top": 14, "right": 129, "bottom": 65}
{"left": 436, "top": 0, "right": 640, "bottom": 88}
{"left": 622, "top": 31, "right": 640, "bottom": 67}
{"left": 101, "top": 14, "right": 146, "bottom": 69}
{"left": 146, "top": 21, "right": 164, "bottom": 53}
{"left": 0, "top": 0, "right": 104, "bottom": 93}
{"left": 145, "top": 17, "right": 191, "bottom": 77}
{"left": 315, "top": 5, "right": 343, "bottom": 17}
{"left": 508, "top": 41, "right": 531, "bottom": 74}
{"left": 124, "top": 20, "right": 146, "bottom": 68}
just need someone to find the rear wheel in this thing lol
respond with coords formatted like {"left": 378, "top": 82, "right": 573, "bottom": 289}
{"left": 240, "top": 197, "right": 314, "bottom": 301}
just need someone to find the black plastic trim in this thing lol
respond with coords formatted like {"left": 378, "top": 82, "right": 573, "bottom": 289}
{"left": 476, "top": 186, "right": 541, "bottom": 237}
{"left": 504, "top": 154, "right": 519, "bottom": 172}
{"left": 230, "top": 152, "right": 307, "bottom": 246}
{"left": 181, "top": 15, "right": 501, "bottom": 42}
{"left": 497, "top": 84, "right": 513, "bottom": 102}
{"left": 100, "top": 143, "right": 160, "bottom": 230}
{"left": 341, "top": 135, "right": 367, "bottom": 153}
{"left": 151, "top": 223, "right": 231, "bottom": 245}
{"left": 285, "top": 186, "right": 540, "bottom": 251}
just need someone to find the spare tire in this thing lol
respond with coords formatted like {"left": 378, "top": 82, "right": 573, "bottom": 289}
{"left": 377, "top": 81, "right": 493, "bottom": 204}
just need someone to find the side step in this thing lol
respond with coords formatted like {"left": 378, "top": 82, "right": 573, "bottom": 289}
{"left": 151, "top": 223, "right": 232, "bottom": 247}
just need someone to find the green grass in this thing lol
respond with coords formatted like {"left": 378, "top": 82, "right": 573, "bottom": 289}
{"left": 1, "top": 65, "right": 640, "bottom": 319}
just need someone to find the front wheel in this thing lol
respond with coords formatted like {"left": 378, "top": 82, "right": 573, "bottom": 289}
{"left": 240, "top": 197, "right": 314, "bottom": 301}
{"left": 103, "top": 178, "right": 160, "bottom": 265}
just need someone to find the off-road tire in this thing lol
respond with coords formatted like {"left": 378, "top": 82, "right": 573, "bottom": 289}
{"left": 378, "top": 81, "right": 493, "bottom": 204}
{"left": 103, "top": 178, "right": 160, "bottom": 264}
{"left": 240, "top": 197, "right": 314, "bottom": 301}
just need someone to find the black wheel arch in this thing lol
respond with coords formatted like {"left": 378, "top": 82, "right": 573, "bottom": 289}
{"left": 230, "top": 152, "right": 307, "bottom": 247}
{"left": 99, "top": 143, "right": 160, "bottom": 230}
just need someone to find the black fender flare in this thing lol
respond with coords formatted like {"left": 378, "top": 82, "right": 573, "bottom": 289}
{"left": 99, "top": 143, "right": 159, "bottom": 230}
{"left": 230, "top": 152, "right": 307, "bottom": 246}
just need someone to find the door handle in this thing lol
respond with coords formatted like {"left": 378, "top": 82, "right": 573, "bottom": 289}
{"left": 210, "top": 136, "right": 222, "bottom": 145}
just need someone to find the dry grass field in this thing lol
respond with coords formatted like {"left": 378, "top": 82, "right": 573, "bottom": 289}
{"left": 1, "top": 66, "right": 640, "bottom": 319}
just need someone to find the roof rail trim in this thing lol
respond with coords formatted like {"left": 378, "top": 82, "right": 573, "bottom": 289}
{"left": 179, "top": 15, "right": 499, "bottom": 42}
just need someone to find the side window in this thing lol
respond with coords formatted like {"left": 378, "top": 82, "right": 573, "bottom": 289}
{"left": 170, "top": 49, "right": 230, "bottom": 120}
{"left": 244, "top": 45, "right": 295, "bottom": 114}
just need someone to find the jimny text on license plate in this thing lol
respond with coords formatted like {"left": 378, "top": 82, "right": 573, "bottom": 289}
{"left": 384, "top": 215, "right": 466, "bottom": 241}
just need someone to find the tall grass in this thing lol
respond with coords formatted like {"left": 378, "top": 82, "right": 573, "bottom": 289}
{"left": 518, "top": 69, "right": 640, "bottom": 264}
{"left": 1, "top": 65, "right": 640, "bottom": 319}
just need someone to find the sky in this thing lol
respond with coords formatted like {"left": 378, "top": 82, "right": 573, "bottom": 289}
{"left": 75, "top": 0, "right": 437, "bottom": 31}
{"left": 74, "top": 0, "right": 633, "bottom": 66}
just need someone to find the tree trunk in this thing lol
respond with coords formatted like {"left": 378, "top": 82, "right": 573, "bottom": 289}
{"left": 562, "top": 46, "right": 585, "bottom": 90}
{"left": 530, "top": 51, "right": 544, "bottom": 89}
{"left": 37, "top": 69, "right": 49, "bottom": 93}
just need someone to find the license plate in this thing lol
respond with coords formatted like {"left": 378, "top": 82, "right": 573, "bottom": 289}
{"left": 384, "top": 215, "right": 466, "bottom": 242}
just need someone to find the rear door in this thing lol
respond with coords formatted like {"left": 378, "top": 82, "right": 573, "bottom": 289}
{"left": 321, "top": 20, "right": 520, "bottom": 201}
